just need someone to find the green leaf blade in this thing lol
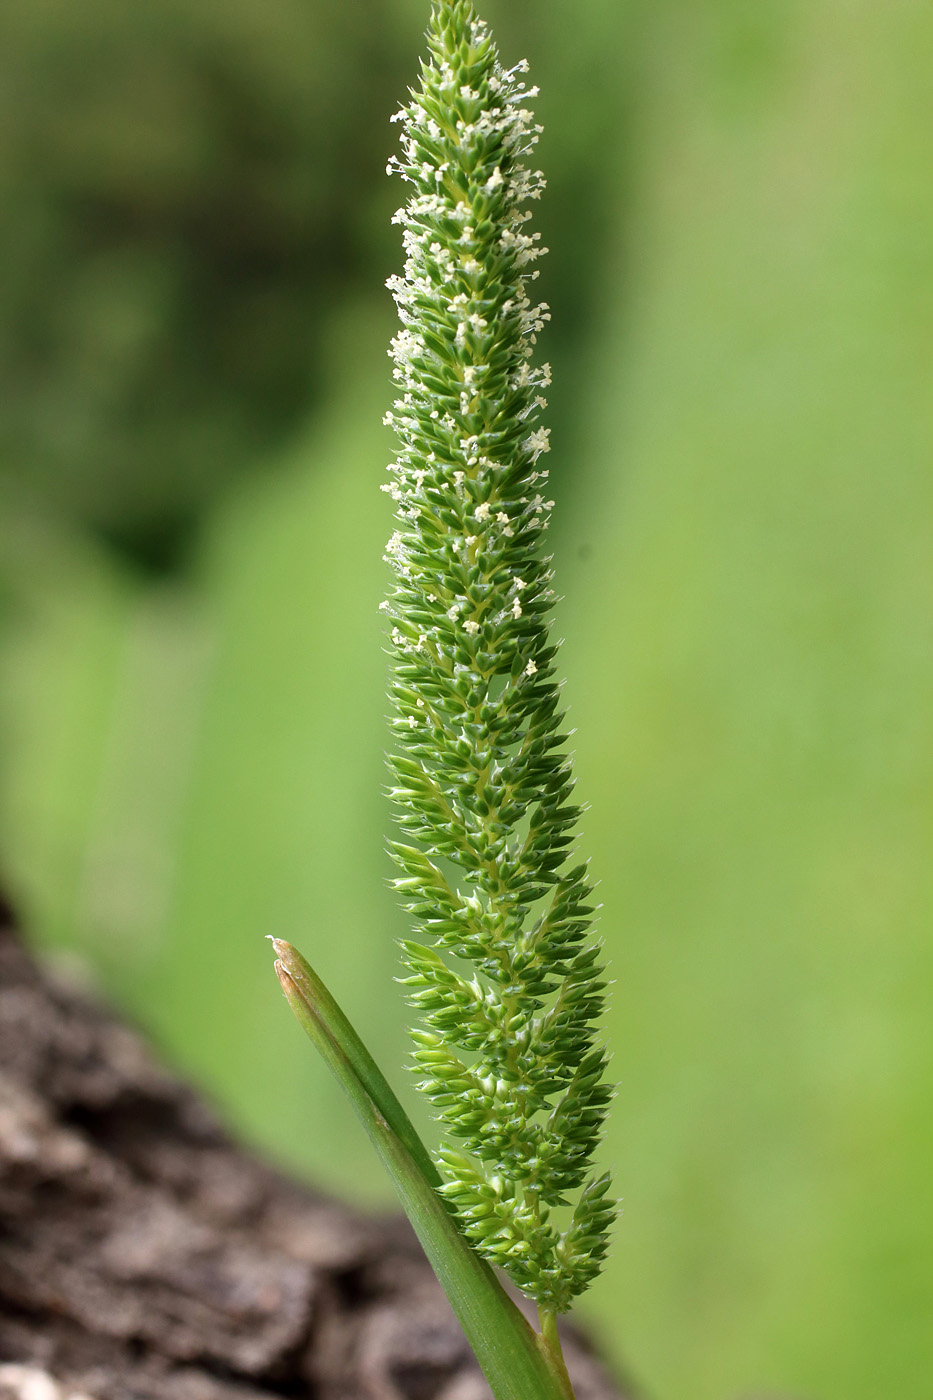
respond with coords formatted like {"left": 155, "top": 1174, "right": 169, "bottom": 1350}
{"left": 272, "top": 940, "right": 569, "bottom": 1400}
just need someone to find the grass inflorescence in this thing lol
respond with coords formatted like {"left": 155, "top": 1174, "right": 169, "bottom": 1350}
{"left": 382, "top": 0, "right": 616, "bottom": 1316}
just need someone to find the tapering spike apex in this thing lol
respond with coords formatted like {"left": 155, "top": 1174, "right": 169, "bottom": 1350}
{"left": 383, "top": 0, "right": 616, "bottom": 1312}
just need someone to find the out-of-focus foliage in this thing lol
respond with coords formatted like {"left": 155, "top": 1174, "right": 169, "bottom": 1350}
{"left": 0, "top": 0, "right": 418, "bottom": 563}
{"left": 1, "top": 2, "right": 931, "bottom": 1399}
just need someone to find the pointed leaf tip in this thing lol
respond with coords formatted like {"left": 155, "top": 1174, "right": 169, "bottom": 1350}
{"left": 271, "top": 942, "right": 568, "bottom": 1400}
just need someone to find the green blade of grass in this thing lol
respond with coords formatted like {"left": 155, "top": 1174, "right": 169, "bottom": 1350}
{"left": 272, "top": 939, "right": 572, "bottom": 1400}
{"left": 272, "top": 938, "right": 440, "bottom": 1186}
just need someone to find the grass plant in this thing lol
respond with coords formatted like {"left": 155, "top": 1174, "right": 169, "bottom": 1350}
{"left": 274, "top": 4, "right": 616, "bottom": 1395}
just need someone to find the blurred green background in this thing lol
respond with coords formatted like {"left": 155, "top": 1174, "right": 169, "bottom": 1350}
{"left": 1, "top": 1, "right": 931, "bottom": 1397}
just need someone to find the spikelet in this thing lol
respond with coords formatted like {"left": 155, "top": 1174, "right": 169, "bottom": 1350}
{"left": 382, "top": 0, "right": 616, "bottom": 1314}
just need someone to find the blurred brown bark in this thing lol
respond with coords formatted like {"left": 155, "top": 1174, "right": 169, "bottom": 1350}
{"left": 0, "top": 905, "right": 630, "bottom": 1400}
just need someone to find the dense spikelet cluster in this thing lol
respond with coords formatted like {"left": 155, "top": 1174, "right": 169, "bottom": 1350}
{"left": 382, "top": 0, "right": 615, "bottom": 1314}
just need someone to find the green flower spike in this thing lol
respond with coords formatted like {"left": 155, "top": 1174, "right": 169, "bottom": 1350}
{"left": 382, "top": 0, "right": 617, "bottom": 1322}
{"left": 275, "top": 6, "right": 616, "bottom": 1395}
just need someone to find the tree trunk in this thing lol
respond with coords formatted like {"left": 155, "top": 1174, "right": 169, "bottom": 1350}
{"left": 0, "top": 905, "right": 633, "bottom": 1400}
